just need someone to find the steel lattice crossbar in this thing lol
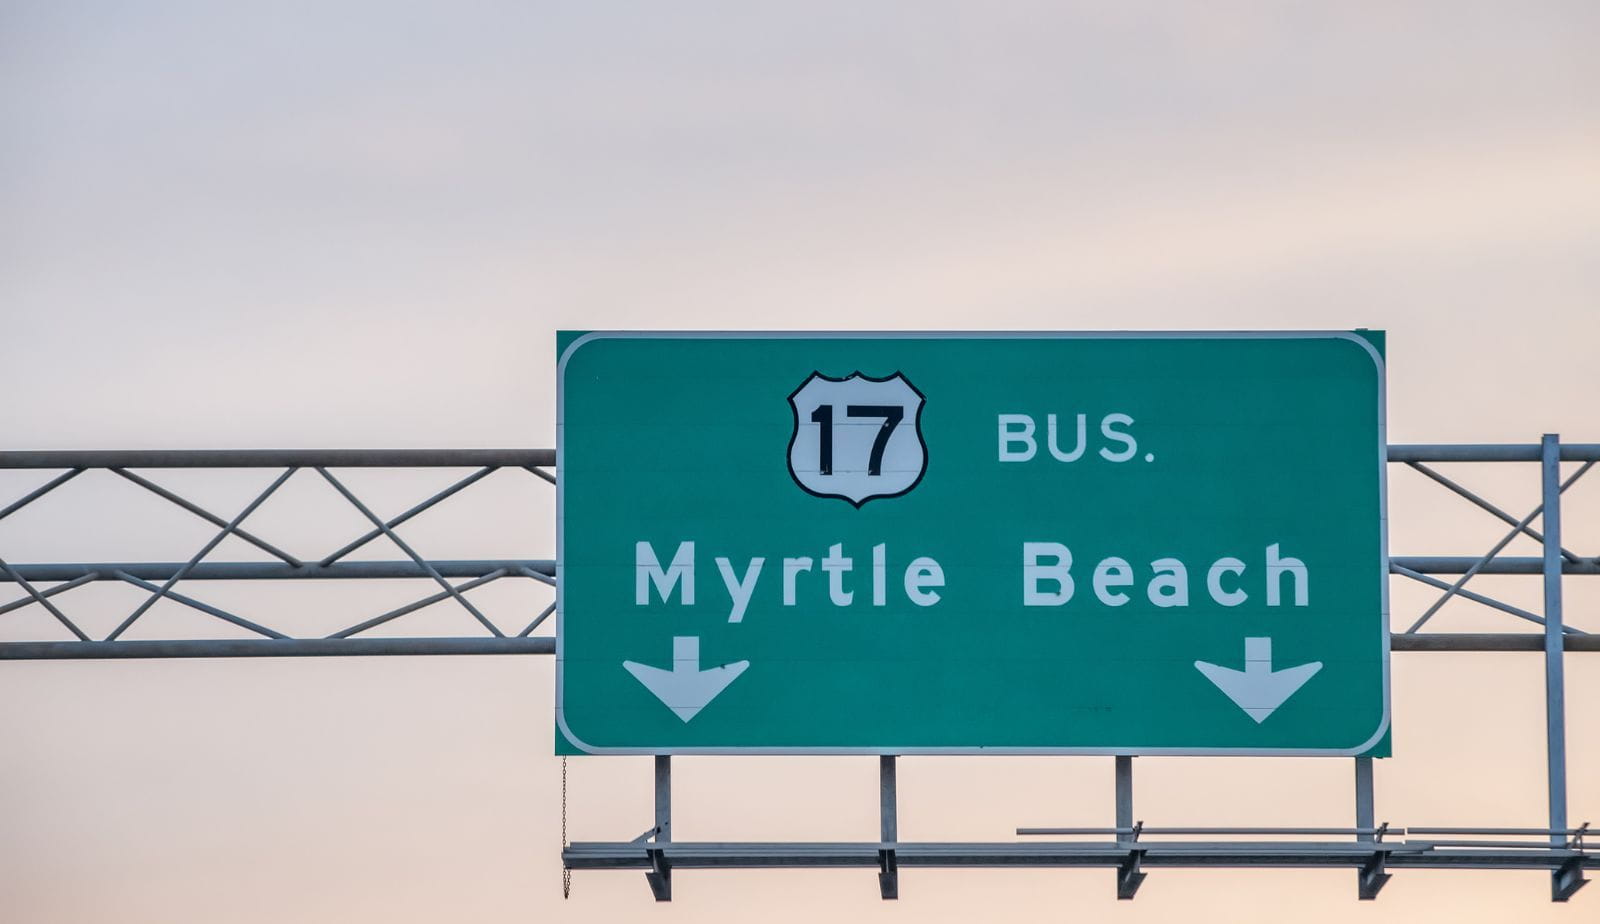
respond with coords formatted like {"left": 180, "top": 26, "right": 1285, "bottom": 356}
{"left": 0, "top": 443, "right": 1594, "bottom": 657}
{"left": 1, "top": 442, "right": 1595, "bottom": 901}
{"left": 0, "top": 449, "right": 558, "bottom": 657}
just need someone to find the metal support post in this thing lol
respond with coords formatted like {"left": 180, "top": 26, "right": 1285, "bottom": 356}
{"left": 1541, "top": 435, "right": 1586, "bottom": 902}
{"left": 879, "top": 755, "right": 899, "bottom": 900}
{"left": 1115, "top": 756, "right": 1146, "bottom": 899}
{"left": 646, "top": 755, "right": 672, "bottom": 901}
{"left": 1354, "top": 757, "right": 1389, "bottom": 899}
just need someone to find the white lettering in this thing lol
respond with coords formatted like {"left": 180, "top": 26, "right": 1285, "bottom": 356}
{"left": 715, "top": 556, "right": 764, "bottom": 623}
{"left": 1206, "top": 557, "right": 1247, "bottom": 607}
{"left": 1092, "top": 556, "right": 1133, "bottom": 606}
{"left": 872, "top": 543, "right": 886, "bottom": 606}
{"left": 905, "top": 557, "right": 944, "bottom": 606}
{"left": 1147, "top": 557, "right": 1189, "bottom": 607}
{"left": 1023, "top": 541, "right": 1074, "bottom": 606}
{"left": 782, "top": 557, "right": 813, "bottom": 605}
{"left": 998, "top": 414, "right": 1037, "bottom": 461}
{"left": 1098, "top": 413, "right": 1137, "bottom": 462}
{"left": 1266, "top": 543, "right": 1308, "bottom": 606}
{"left": 1047, "top": 413, "right": 1087, "bottom": 462}
{"left": 822, "top": 543, "right": 854, "bottom": 606}
{"left": 636, "top": 541, "right": 694, "bottom": 605}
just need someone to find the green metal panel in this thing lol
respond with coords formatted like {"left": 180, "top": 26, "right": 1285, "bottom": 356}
{"left": 557, "top": 332, "right": 1388, "bottom": 755}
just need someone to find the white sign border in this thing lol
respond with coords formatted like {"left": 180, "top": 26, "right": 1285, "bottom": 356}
{"left": 555, "top": 330, "right": 1390, "bottom": 757}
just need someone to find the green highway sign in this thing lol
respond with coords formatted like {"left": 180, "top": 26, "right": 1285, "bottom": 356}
{"left": 557, "top": 332, "right": 1389, "bottom": 755}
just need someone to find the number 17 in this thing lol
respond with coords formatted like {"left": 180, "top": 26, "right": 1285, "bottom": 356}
{"left": 809, "top": 404, "right": 903, "bottom": 476}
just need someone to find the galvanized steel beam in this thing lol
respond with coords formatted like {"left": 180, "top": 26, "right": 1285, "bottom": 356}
{"left": 1391, "top": 634, "right": 1600, "bottom": 652}
{"left": 0, "top": 449, "right": 555, "bottom": 468}
{"left": 1387, "top": 444, "right": 1600, "bottom": 462}
{"left": 0, "top": 638, "right": 554, "bottom": 659}
{"left": 0, "top": 633, "right": 1592, "bottom": 659}
{"left": 564, "top": 839, "right": 1596, "bottom": 872}
{"left": 2, "top": 561, "right": 553, "bottom": 581}
{"left": 1392, "top": 557, "right": 1598, "bottom": 575}
{"left": 5, "top": 445, "right": 1600, "bottom": 468}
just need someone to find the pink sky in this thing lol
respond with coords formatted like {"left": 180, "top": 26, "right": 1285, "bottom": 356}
{"left": 1, "top": 2, "right": 1596, "bottom": 920}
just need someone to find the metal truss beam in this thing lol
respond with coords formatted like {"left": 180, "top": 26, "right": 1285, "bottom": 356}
{"left": 0, "top": 456, "right": 559, "bottom": 654}
{"left": 1, "top": 442, "right": 1596, "bottom": 902}
{"left": 0, "top": 444, "right": 1593, "bottom": 660}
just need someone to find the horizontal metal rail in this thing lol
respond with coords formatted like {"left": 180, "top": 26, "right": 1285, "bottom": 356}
{"left": 0, "top": 633, "right": 1589, "bottom": 659}
{"left": 0, "top": 445, "right": 1595, "bottom": 469}
{"left": 0, "top": 449, "right": 554, "bottom": 468}
{"left": 0, "top": 637, "right": 554, "bottom": 659}
{"left": 564, "top": 839, "right": 1595, "bottom": 872}
{"left": 3, "top": 561, "right": 554, "bottom": 582}
{"left": 1387, "top": 444, "right": 1600, "bottom": 462}
{"left": 1017, "top": 826, "right": 1399, "bottom": 837}
{"left": 5, "top": 558, "right": 1591, "bottom": 583}
{"left": 1391, "top": 634, "right": 1600, "bottom": 652}
{"left": 1394, "top": 557, "right": 1598, "bottom": 575}
{"left": 1408, "top": 827, "right": 1587, "bottom": 837}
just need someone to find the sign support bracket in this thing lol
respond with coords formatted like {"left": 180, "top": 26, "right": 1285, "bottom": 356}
{"left": 879, "top": 755, "right": 899, "bottom": 900}
{"left": 646, "top": 755, "right": 672, "bottom": 902}
{"left": 1355, "top": 756, "right": 1389, "bottom": 899}
{"left": 1115, "top": 756, "right": 1146, "bottom": 899}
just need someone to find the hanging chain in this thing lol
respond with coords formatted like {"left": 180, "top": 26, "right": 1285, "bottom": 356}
{"left": 561, "top": 756, "right": 571, "bottom": 899}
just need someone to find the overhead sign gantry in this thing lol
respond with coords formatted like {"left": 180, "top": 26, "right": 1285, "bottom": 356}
{"left": 0, "top": 351, "right": 1590, "bottom": 901}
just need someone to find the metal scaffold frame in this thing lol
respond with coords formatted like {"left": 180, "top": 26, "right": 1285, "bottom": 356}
{"left": 0, "top": 440, "right": 1595, "bottom": 901}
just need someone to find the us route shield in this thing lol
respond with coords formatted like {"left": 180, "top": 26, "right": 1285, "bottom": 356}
{"left": 787, "top": 371, "right": 927, "bottom": 507}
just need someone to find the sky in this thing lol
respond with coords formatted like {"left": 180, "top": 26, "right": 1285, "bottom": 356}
{"left": 1, "top": 2, "right": 1597, "bottom": 921}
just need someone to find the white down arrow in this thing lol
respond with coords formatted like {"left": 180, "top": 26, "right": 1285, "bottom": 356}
{"left": 1194, "top": 637, "right": 1322, "bottom": 724}
{"left": 623, "top": 636, "right": 749, "bottom": 723}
